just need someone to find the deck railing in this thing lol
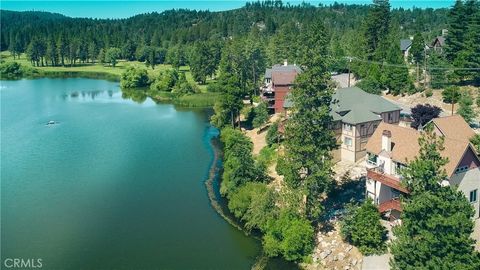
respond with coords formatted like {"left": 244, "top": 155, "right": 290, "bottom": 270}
{"left": 367, "top": 168, "right": 409, "bottom": 194}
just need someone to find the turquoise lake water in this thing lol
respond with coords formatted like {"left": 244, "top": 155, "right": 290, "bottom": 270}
{"left": 1, "top": 78, "right": 264, "bottom": 269}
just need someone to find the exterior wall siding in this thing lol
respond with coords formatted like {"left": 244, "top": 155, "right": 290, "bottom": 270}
{"left": 451, "top": 168, "right": 480, "bottom": 219}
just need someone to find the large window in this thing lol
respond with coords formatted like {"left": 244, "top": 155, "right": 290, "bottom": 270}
{"left": 344, "top": 136, "right": 352, "bottom": 147}
{"left": 470, "top": 189, "right": 477, "bottom": 203}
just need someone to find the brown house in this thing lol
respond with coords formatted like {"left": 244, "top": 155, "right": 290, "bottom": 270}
{"left": 261, "top": 61, "right": 301, "bottom": 113}
{"left": 365, "top": 116, "right": 480, "bottom": 220}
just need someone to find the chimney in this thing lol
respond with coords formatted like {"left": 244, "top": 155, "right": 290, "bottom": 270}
{"left": 409, "top": 35, "right": 414, "bottom": 40}
{"left": 284, "top": 59, "right": 288, "bottom": 66}
{"left": 381, "top": 130, "right": 392, "bottom": 152}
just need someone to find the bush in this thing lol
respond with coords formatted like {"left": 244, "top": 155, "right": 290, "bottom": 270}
{"left": 172, "top": 72, "right": 198, "bottom": 95}
{"left": 410, "top": 104, "right": 441, "bottom": 129}
{"left": 206, "top": 82, "right": 223, "bottom": 92}
{"left": 0, "top": 62, "right": 23, "bottom": 79}
{"left": 263, "top": 211, "right": 314, "bottom": 262}
{"left": 256, "top": 145, "right": 277, "bottom": 169}
{"left": 340, "top": 199, "right": 387, "bottom": 255}
{"left": 252, "top": 102, "right": 269, "bottom": 128}
{"left": 266, "top": 121, "right": 280, "bottom": 146}
{"left": 424, "top": 88, "right": 433, "bottom": 97}
{"left": 228, "top": 182, "right": 265, "bottom": 219}
{"left": 120, "top": 66, "right": 149, "bottom": 89}
{"left": 150, "top": 69, "right": 179, "bottom": 92}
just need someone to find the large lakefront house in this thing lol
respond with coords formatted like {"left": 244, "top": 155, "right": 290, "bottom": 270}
{"left": 281, "top": 86, "right": 402, "bottom": 163}
{"left": 261, "top": 61, "right": 302, "bottom": 113}
{"left": 365, "top": 115, "right": 480, "bottom": 220}
{"left": 330, "top": 87, "right": 401, "bottom": 163}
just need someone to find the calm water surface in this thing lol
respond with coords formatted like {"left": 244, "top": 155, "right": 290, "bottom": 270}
{"left": 1, "top": 78, "right": 262, "bottom": 269}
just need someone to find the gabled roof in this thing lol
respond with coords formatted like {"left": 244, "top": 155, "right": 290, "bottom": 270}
{"left": 272, "top": 70, "right": 298, "bottom": 85}
{"left": 330, "top": 87, "right": 401, "bottom": 124}
{"left": 431, "top": 36, "right": 445, "bottom": 47}
{"left": 400, "top": 39, "right": 412, "bottom": 51}
{"left": 265, "top": 64, "right": 302, "bottom": 79}
{"left": 366, "top": 122, "right": 479, "bottom": 177}
{"left": 430, "top": 115, "right": 476, "bottom": 143}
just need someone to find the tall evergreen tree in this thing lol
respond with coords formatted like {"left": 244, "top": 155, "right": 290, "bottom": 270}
{"left": 282, "top": 22, "right": 337, "bottom": 220}
{"left": 363, "top": 0, "right": 391, "bottom": 59}
{"left": 410, "top": 33, "right": 425, "bottom": 83}
{"left": 445, "top": 0, "right": 465, "bottom": 62}
{"left": 457, "top": 91, "right": 477, "bottom": 124}
{"left": 391, "top": 126, "right": 480, "bottom": 269}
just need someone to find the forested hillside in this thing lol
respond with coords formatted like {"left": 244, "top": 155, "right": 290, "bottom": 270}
{"left": 1, "top": 1, "right": 451, "bottom": 80}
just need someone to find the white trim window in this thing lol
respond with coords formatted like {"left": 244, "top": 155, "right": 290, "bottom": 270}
{"left": 344, "top": 136, "right": 352, "bottom": 147}
{"left": 470, "top": 189, "right": 478, "bottom": 203}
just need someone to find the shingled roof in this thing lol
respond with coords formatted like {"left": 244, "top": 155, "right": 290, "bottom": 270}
{"left": 265, "top": 64, "right": 302, "bottom": 79}
{"left": 366, "top": 121, "right": 478, "bottom": 177}
{"left": 330, "top": 87, "right": 401, "bottom": 124}
{"left": 430, "top": 115, "right": 476, "bottom": 143}
{"left": 272, "top": 70, "right": 298, "bottom": 85}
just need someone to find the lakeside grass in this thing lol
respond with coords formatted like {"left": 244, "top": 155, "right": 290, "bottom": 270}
{"left": 1, "top": 51, "right": 221, "bottom": 107}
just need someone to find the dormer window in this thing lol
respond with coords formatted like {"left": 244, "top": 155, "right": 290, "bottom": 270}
{"left": 343, "top": 123, "right": 352, "bottom": 131}
{"left": 455, "top": 166, "right": 469, "bottom": 174}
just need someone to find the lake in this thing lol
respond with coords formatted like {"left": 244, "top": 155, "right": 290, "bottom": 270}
{"left": 0, "top": 78, "right": 263, "bottom": 269}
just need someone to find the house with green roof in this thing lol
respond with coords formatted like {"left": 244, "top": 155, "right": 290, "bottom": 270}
{"left": 331, "top": 87, "right": 401, "bottom": 162}
{"left": 283, "top": 86, "right": 401, "bottom": 163}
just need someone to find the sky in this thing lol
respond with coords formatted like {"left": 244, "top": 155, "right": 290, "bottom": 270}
{"left": 0, "top": 1, "right": 455, "bottom": 19}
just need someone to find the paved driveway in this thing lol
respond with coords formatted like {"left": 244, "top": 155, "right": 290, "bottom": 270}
{"left": 362, "top": 254, "right": 391, "bottom": 270}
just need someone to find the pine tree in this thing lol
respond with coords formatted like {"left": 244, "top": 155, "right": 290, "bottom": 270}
{"left": 282, "top": 22, "right": 337, "bottom": 220}
{"left": 400, "top": 125, "right": 448, "bottom": 195}
{"left": 445, "top": 0, "right": 466, "bottom": 62}
{"left": 442, "top": 86, "right": 462, "bottom": 115}
{"left": 457, "top": 91, "right": 477, "bottom": 124}
{"left": 465, "top": 2, "right": 480, "bottom": 83}
{"left": 410, "top": 33, "right": 425, "bottom": 83}
{"left": 391, "top": 187, "right": 480, "bottom": 270}
{"left": 363, "top": 0, "right": 391, "bottom": 59}
{"left": 391, "top": 126, "right": 480, "bottom": 269}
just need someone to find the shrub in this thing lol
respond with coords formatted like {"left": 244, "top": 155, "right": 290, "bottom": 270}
{"left": 424, "top": 88, "right": 433, "bottom": 97}
{"left": 150, "top": 69, "right": 179, "bottom": 92}
{"left": 252, "top": 102, "right": 269, "bottom": 128}
{"left": 263, "top": 211, "right": 314, "bottom": 262}
{"left": 0, "top": 61, "right": 23, "bottom": 79}
{"left": 266, "top": 121, "right": 280, "bottom": 146}
{"left": 410, "top": 104, "right": 441, "bottom": 129}
{"left": 340, "top": 199, "right": 387, "bottom": 255}
{"left": 120, "top": 66, "right": 149, "bottom": 89}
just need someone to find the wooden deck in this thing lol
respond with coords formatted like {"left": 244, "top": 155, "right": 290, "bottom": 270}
{"left": 367, "top": 168, "right": 409, "bottom": 194}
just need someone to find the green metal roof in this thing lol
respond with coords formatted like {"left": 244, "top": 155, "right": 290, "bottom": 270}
{"left": 330, "top": 87, "right": 401, "bottom": 124}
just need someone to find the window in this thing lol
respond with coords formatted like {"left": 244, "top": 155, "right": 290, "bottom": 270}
{"left": 470, "top": 190, "right": 478, "bottom": 203}
{"left": 343, "top": 123, "right": 352, "bottom": 132}
{"left": 388, "top": 112, "right": 393, "bottom": 122}
{"left": 344, "top": 137, "right": 352, "bottom": 147}
{"left": 455, "top": 166, "right": 469, "bottom": 174}
{"left": 367, "top": 153, "right": 377, "bottom": 165}
{"left": 360, "top": 124, "right": 368, "bottom": 137}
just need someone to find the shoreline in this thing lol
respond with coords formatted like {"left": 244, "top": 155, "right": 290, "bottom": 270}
{"left": 204, "top": 136, "right": 252, "bottom": 235}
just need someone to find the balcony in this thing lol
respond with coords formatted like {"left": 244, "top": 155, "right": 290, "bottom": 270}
{"left": 367, "top": 168, "right": 409, "bottom": 194}
{"left": 378, "top": 198, "right": 402, "bottom": 213}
